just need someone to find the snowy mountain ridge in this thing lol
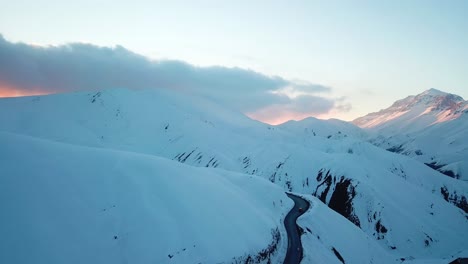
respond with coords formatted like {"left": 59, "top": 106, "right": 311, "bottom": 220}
{"left": 1, "top": 87, "right": 467, "bottom": 264}
{"left": 353, "top": 88, "right": 468, "bottom": 134}
{"left": 353, "top": 88, "right": 468, "bottom": 181}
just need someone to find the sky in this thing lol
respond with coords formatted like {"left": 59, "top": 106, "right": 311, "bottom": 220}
{"left": 0, "top": 0, "right": 467, "bottom": 124}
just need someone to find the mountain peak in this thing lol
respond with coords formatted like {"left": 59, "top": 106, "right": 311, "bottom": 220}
{"left": 417, "top": 88, "right": 465, "bottom": 102}
{"left": 353, "top": 88, "right": 467, "bottom": 132}
{"left": 422, "top": 88, "right": 447, "bottom": 96}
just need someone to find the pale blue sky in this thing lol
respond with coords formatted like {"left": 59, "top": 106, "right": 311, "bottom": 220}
{"left": 1, "top": 0, "right": 467, "bottom": 120}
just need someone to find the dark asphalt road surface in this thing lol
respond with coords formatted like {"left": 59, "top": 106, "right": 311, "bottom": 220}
{"left": 283, "top": 193, "right": 310, "bottom": 264}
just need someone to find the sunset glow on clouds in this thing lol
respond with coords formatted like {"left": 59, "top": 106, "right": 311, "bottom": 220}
{"left": 0, "top": 35, "right": 351, "bottom": 124}
{"left": 247, "top": 94, "right": 352, "bottom": 124}
{"left": 247, "top": 108, "right": 321, "bottom": 125}
{"left": 1, "top": 1, "right": 468, "bottom": 123}
{"left": 0, "top": 84, "right": 50, "bottom": 98}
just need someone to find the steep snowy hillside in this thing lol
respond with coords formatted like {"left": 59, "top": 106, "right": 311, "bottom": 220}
{"left": 353, "top": 88, "right": 468, "bottom": 181}
{"left": 0, "top": 132, "right": 292, "bottom": 264}
{"left": 370, "top": 112, "right": 468, "bottom": 180}
{"left": 1, "top": 88, "right": 467, "bottom": 263}
{"left": 299, "top": 195, "right": 467, "bottom": 264}
{"left": 353, "top": 88, "right": 467, "bottom": 134}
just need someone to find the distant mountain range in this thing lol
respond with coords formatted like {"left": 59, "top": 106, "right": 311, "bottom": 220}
{"left": 1, "top": 87, "right": 466, "bottom": 264}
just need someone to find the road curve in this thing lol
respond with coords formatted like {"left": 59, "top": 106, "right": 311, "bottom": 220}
{"left": 283, "top": 193, "right": 310, "bottom": 264}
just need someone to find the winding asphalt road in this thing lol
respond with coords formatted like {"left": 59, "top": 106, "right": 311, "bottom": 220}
{"left": 284, "top": 193, "right": 310, "bottom": 264}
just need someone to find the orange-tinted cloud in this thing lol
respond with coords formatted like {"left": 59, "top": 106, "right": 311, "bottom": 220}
{"left": 246, "top": 102, "right": 330, "bottom": 125}
{"left": 246, "top": 96, "right": 353, "bottom": 125}
{"left": 0, "top": 34, "right": 351, "bottom": 123}
{"left": 0, "top": 84, "right": 49, "bottom": 98}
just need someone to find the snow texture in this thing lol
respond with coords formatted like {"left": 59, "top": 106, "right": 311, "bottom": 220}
{"left": 0, "top": 132, "right": 292, "bottom": 264}
{"left": 0, "top": 87, "right": 467, "bottom": 263}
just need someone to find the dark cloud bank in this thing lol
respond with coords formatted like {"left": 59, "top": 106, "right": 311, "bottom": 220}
{"left": 0, "top": 35, "right": 350, "bottom": 120}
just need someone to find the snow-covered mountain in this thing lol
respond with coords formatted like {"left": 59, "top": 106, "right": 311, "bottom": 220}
{"left": 1, "top": 88, "right": 467, "bottom": 263}
{"left": 353, "top": 88, "right": 467, "bottom": 134}
{"left": 353, "top": 88, "right": 468, "bottom": 181}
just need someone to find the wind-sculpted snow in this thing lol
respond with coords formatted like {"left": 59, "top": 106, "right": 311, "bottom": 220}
{"left": 0, "top": 88, "right": 467, "bottom": 262}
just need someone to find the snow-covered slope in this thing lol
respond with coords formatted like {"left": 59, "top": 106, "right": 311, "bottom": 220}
{"left": 353, "top": 88, "right": 468, "bottom": 181}
{"left": 299, "top": 195, "right": 466, "bottom": 264}
{"left": 370, "top": 112, "right": 468, "bottom": 180}
{"left": 353, "top": 88, "right": 467, "bottom": 134}
{"left": 0, "top": 131, "right": 292, "bottom": 264}
{"left": 279, "top": 117, "right": 367, "bottom": 140}
{"left": 1, "top": 88, "right": 467, "bottom": 263}
{"left": 299, "top": 195, "right": 398, "bottom": 264}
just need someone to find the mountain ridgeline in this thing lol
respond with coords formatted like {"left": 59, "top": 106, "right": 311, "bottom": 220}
{"left": 353, "top": 88, "right": 468, "bottom": 181}
{"left": 1, "top": 87, "right": 467, "bottom": 263}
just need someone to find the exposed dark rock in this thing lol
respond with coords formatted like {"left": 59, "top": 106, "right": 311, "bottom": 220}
{"left": 268, "top": 157, "right": 289, "bottom": 184}
{"left": 243, "top": 157, "right": 251, "bottom": 168}
{"left": 331, "top": 247, "right": 345, "bottom": 264}
{"left": 449, "top": 258, "right": 468, "bottom": 264}
{"left": 424, "top": 233, "right": 433, "bottom": 247}
{"left": 180, "top": 149, "right": 196, "bottom": 163}
{"left": 374, "top": 219, "right": 388, "bottom": 240}
{"left": 314, "top": 170, "right": 332, "bottom": 203}
{"left": 206, "top": 157, "right": 215, "bottom": 167}
{"left": 269, "top": 172, "right": 276, "bottom": 183}
{"left": 316, "top": 170, "right": 324, "bottom": 182}
{"left": 328, "top": 177, "right": 361, "bottom": 227}
{"left": 298, "top": 226, "right": 306, "bottom": 235}
{"left": 230, "top": 228, "right": 280, "bottom": 264}
{"left": 441, "top": 186, "right": 468, "bottom": 214}
{"left": 424, "top": 239, "right": 430, "bottom": 247}
{"left": 386, "top": 145, "right": 404, "bottom": 153}
{"left": 425, "top": 162, "right": 459, "bottom": 179}
{"left": 276, "top": 161, "right": 284, "bottom": 169}
{"left": 285, "top": 180, "right": 292, "bottom": 192}
{"left": 376, "top": 220, "right": 388, "bottom": 234}
{"left": 314, "top": 170, "right": 361, "bottom": 228}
